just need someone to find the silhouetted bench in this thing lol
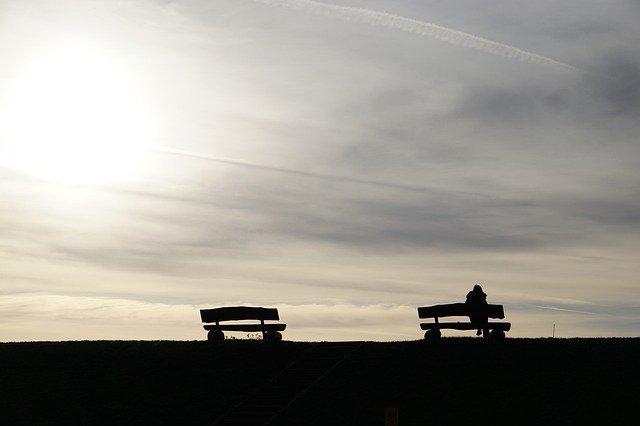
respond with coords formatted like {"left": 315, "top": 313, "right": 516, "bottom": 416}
{"left": 200, "top": 306, "right": 286, "bottom": 342}
{"left": 417, "top": 303, "right": 511, "bottom": 339}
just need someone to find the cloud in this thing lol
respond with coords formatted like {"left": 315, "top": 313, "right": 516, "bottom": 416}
{"left": 587, "top": 52, "right": 640, "bottom": 116}
{"left": 0, "top": 293, "right": 418, "bottom": 340}
{"left": 1, "top": 0, "right": 639, "bottom": 340}
{"left": 2, "top": 293, "right": 637, "bottom": 341}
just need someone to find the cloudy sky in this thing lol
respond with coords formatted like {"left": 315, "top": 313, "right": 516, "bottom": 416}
{"left": 1, "top": 0, "right": 639, "bottom": 341}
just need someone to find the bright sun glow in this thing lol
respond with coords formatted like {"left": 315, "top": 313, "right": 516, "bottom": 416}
{"left": 0, "top": 47, "right": 149, "bottom": 184}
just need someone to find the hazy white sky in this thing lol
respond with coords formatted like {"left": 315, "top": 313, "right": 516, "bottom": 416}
{"left": 1, "top": 0, "right": 639, "bottom": 340}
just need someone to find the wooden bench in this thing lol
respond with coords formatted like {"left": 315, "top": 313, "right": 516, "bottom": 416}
{"left": 200, "top": 306, "right": 286, "bottom": 342}
{"left": 417, "top": 303, "right": 511, "bottom": 339}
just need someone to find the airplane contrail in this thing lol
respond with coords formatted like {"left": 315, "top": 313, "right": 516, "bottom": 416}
{"left": 534, "top": 305, "right": 600, "bottom": 315}
{"left": 149, "top": 145, "right": 526, "bottom": 201}
{"left": 252, "top": 0, "right": 577, "bottom": 72}
{"left": 150, "top": 145, "right": 431, "bottom": 193}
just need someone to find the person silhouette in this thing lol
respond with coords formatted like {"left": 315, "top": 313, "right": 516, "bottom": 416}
{"left": 465, "top": 284, "right": 488, "bottom": 336}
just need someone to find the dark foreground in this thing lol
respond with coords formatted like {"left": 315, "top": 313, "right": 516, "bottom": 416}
{"left": 1, "top": 338, "right": 638, "bottom": 425}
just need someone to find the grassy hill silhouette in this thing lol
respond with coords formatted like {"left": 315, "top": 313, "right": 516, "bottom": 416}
{"left": 1, "top": 338, "right": 638, "bottom": 425}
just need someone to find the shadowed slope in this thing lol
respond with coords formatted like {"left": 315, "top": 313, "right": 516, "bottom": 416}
{"left": 1, "top": 339, "right": 638, "bottom": 425}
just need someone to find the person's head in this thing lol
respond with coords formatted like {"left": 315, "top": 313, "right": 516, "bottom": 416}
{"left": 473, "top": 284, "right": 482, "bottom": 292}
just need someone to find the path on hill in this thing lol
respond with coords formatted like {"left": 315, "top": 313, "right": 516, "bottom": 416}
{"left": 213, "top": 342, "right": 363, "bottom": 425}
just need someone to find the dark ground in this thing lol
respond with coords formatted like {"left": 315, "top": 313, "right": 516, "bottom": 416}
{"left": 1, "top": 338, "right": 638, "bottom": 425}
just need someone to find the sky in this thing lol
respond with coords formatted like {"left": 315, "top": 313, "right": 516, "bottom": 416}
{"left": 1, "top": 0, "right": 639, "bottom": 341}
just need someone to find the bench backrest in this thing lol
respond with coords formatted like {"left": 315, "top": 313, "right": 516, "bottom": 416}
{"left": 418, "top": 303, "right": 505, "bottom": 320}
{"left": 200, "top": 306, "right": 280, "bottom": 324}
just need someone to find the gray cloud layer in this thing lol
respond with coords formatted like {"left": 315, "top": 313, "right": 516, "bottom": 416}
{"left": 1, "top": 0, "right": 639, "bottom": 339}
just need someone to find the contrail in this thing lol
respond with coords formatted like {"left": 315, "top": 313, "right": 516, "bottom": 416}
{"left": 150, "top": 145, "right": 431, "bottom": 193}
{"left": 534, "top": 305, "right": 600, "bottom": 315}
{"left": 252, "top": 0, "right": 577, "bottom": 72}
{"left": 150, "top": 145, "right": 525, "bottom": 202}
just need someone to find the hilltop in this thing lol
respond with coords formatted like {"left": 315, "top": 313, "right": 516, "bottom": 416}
{"left": 1, "top": 338, "right": 638, "bottom": 425}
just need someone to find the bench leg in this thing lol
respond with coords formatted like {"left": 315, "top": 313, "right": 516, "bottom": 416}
{"left": 264, "top": 330, "right": 283, "bottom": 342}
{"left": 207, "top": 329, "right": 224, "bottom": 342}
{"left": 489, "top": 329, "right": 506, "bottom": 339}
{"left": 424, "top": 329, "right": 441, "bottom": 340}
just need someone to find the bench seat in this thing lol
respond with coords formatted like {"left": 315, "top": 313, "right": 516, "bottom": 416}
{"left": 203, "top": 323, "right": 287, "bottom": 332}
{"left": 420, "top": 322, "right": 511, "bottom": 331}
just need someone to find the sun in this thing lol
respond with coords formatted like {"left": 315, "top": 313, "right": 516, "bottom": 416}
{"left": 0, "top": 47, "right": 150, "bottom": 184}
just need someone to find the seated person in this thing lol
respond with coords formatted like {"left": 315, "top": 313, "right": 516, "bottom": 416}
{"left": 465, "top": 284, "right": 488, "bottom": 336}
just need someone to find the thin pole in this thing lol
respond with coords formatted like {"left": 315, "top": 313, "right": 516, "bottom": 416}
{"left": 552, "top": 323, "right": 556, "bottom": 338}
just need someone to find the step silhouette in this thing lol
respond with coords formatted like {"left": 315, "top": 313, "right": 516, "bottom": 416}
{"left": 213, "top": 342, "right": 363, "bottom": 425}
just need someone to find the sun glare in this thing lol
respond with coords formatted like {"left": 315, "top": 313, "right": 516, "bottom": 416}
{"left": 0, "top": 47, "right": 149, "bottom": 184}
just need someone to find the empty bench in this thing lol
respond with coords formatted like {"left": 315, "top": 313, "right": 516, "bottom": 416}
{"left": 200, "top": 306, "right": 286, "bottom": 342}
{"left": 417, "top": 303, "right": 511, "bottom": 339}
